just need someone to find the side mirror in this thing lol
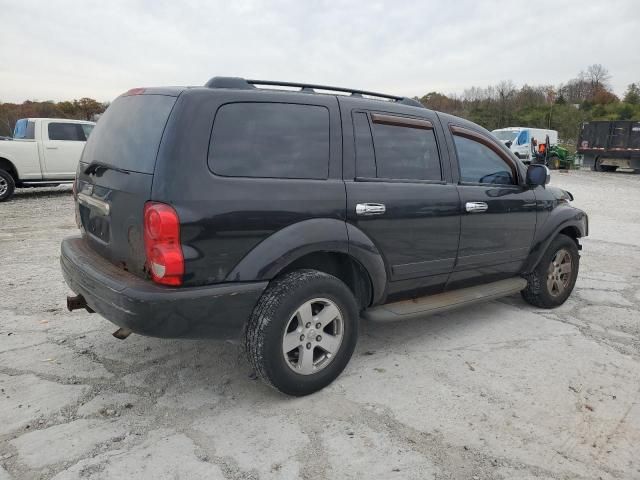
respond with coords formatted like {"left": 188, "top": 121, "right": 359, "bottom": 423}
{"left": 526, "top": 164, "right": 550, "bottom": 186}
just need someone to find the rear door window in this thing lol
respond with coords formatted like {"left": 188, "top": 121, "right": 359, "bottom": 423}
{"left": 209, "top": 103, "right": 330, "bottom": 179}
{"left": 368, "top": 114, "right": 441, "bottom": 181}
{"left": 352, "top": 112, "right": 376, "bottom": 178}
{"left": 48, "top": 122, "right": 87, "bottom": 141}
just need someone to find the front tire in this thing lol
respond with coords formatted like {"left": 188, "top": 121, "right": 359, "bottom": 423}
{"left": 0, "top": 169, "right": 16, "bottom": 202}
{"left": 521, "top": 234, "right": 579, "bottom": 308}
{"left": 245, "top": 270, "right": 359, "bottom": 396}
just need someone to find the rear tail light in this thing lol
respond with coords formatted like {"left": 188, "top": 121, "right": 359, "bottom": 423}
{"left": 143, "top": 202, "right": 184, "bottom": 286}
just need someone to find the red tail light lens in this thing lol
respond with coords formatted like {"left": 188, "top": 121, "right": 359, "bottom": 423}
{"left": 143, "top": 202, "right": 184, "bottom": 286}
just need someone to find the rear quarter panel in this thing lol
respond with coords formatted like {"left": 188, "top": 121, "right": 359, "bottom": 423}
{"left": 152, "top": 88, "right": 346, "bottom": 286}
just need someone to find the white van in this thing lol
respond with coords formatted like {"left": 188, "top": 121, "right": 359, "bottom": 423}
{"left": 492, "top": 127, "right": 558, "bottom": 163}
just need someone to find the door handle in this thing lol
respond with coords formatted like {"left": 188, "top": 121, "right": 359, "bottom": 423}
{"left": 46, "top": 146, "right": 58, "bottom": 150}
{"left": 465, "top": 202, "right": 488, "bottom": 213}
{"left": 356, "top": 203, "right": 386, "bottom": 216}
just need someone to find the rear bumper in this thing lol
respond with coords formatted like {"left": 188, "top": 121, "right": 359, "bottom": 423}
{"left": 60, "top": 236, "right": 267, "bottom": 339}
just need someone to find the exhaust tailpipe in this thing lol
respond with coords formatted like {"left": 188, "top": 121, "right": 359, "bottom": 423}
{"left": 112, "top": 327, "right": 132, "bottom": 340}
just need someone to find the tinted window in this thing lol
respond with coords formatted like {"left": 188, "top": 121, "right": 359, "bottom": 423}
{"left": 454, "top": 135, "right": 515, "bottom": 185}
{"left": 14, "top": 119, "right": 35, "bottom": 140}
{"left": 48, "top": 122, "right": 86, "bottom": 141}
{"left": 209, "top": 103, "right": 329, "bottom": 179}
{"left": 353, "top": 112, "right": 376, "bottom": 177}
{"left": 370, "top": 120, "right": 441, "bottom": 181}
{"left": 82, "top": 95, "right": 176, "bottom": 174}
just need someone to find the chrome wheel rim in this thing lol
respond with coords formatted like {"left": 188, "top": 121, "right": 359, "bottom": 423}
{"left": 0, "top": 177, "right": 7, "bottom": 197}
{"left": 282, "top": 297, "right": 344, "bottom": 375}
{"left": 547, "top": 248, "right": 572, "bottom": 297}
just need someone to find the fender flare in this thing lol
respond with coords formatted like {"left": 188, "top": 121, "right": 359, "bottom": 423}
{"left": 0, "top": 155, "right": 20, "bottom": 181}
{"left": 523, "top": 208, "right": 588, "bottom": 273}
{"left": 225, "top": 218, "right": 388, "bottom": 305}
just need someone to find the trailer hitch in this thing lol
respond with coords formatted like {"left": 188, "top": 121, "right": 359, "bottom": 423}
{"left": 66, "top": 295, "right": 94, "bottom": 313}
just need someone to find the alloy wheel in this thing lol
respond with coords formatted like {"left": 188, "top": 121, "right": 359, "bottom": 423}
{"left": 547, "top": 248, "right": 572, "bottom": 297}
{"left": 282, "top": 298, "right": 344, "bottom": 375}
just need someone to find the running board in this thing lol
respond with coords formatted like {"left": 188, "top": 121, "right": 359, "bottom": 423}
{"left": 20, "top": 180, "right": 73, "bottom": 186}
{"left": 363, "top": 277, "right": 527, "bottom": 322}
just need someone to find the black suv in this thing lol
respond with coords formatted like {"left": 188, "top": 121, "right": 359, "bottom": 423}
{"left": 61, "top": 77, "right": 588, "bottom": 396}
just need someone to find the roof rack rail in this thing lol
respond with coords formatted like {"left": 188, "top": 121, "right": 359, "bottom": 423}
{"left": 204, "top": 76, "right": 424, "bottom": 108}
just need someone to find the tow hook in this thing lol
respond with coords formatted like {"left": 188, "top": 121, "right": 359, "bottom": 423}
{"left": 66, "top": 295, "right": 94, "bottom": 313}
{"left": 112, "top": 327, "right": 132, "bottom": 340}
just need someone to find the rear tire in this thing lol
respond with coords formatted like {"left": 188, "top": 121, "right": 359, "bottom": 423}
{"left": 593, "top": 158, "right": 617, "bottom": 172}
{"left": 0, "top": 169, "right": 16, "bottom": 202}
{"left": 245, "top": 269, "right": 359, "bottom": 396}
{"left": 521, "top": 234, "right": 579, "bottom": 308}
{"left": 593, "top": 157, "right": 604, "bottom": 171}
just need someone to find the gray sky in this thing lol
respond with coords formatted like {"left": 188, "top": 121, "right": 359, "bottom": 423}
{"left": 1, "top": 0, "right": 638, "bottom": 103}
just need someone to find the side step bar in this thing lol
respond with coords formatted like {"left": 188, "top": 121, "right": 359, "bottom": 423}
{"left": 363, "top": 277, "right": 527, "bottom": 322}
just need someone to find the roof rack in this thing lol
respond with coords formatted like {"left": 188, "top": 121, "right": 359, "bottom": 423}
{"left": 204, "top": 77, "right": 424, "bottom": 108}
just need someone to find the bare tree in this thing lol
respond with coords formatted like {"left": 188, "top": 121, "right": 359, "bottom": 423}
{"left": 584, "top": 64, "right": 611, "bottom": 90}
{"left": 496, "top": 81, "right": 516, "bottom": 125}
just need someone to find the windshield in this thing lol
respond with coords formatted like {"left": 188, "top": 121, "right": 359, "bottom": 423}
{"left": 13, "top": 119, "right": 35, "bottom": 139}
{"left": 493, "top": 130, "right": 519, "bottom": 142}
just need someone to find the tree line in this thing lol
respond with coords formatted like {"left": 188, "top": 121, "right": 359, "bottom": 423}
{"left": 0, "top": 98, "right": 107, "bottom": 137}
{"left": 1, "top": 64, "right": 638, "bottom": 145}
{"left": 418, "top": 64, "right": 640, "bottom": 147}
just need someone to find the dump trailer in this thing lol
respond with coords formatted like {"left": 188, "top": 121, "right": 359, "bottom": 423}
{"left": 578, "top": 120, "right": 640, "bottom": 172}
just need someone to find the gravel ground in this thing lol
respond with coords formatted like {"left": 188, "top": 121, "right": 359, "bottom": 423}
{"left": 0, "top": 171, "right": 639, "bottom": 480}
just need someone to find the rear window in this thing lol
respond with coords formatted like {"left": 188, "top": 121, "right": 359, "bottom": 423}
{"left": 81, "top": 95, "right": 176, "bottom": 174}
{"left": 48, "top": 122, "right": 86, "bottom": 141}
{"left": 208, "top": 103, "right": 330, "bottom": 179}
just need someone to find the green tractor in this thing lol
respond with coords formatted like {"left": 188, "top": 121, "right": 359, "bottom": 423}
{"left": 531, "top": 135, "right": 570, "bottom": 170}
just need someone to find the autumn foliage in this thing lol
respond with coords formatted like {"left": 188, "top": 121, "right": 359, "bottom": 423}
{"left": 0, "top": 98, "right": 107, "bottom": 136}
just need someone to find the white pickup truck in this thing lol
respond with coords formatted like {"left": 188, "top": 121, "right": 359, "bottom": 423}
{"left": 0, "top": 118, "right": 95, "bottom": 201}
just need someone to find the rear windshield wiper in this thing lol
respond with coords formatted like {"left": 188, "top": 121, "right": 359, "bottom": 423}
{"left": 84, "top": 162, "right": 130, "bottom": 175}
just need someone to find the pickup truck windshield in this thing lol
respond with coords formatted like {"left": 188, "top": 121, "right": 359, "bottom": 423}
{"left": 13, "top": 119, "right": 35, "bottom": 139}
{"left": 81, "top": 94, "right": 176, "bottom": 174}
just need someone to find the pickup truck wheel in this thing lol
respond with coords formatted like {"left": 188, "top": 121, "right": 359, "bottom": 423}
{"left": 0, "top": 169, "right": 16, "bottom": 201}
{"left": 245, "top": 269, "right": 359, "bottom": 396}
{"left": 521, "top": 234, "right": 579, "bottom": 308}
